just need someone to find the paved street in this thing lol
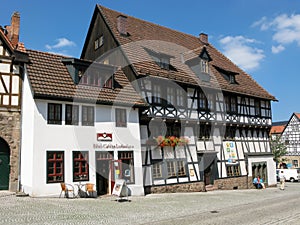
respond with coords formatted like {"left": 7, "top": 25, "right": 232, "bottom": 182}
{"left": 0, "top": 183, "right": 299, "bottom": 225}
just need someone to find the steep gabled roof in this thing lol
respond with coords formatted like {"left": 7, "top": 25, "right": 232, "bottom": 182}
{"left": 27, "top": 49, "right": 147, "bottom": 107}
{"left": 96, "top": 5, "right": 276, "bottom": 101}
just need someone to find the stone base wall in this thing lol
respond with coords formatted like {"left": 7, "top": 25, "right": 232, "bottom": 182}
{"left": 0, "top": 110, "right": 21, "bottom": 192}
{"left": 213, "top": 176, "right": 253, "bottom": 190}
{"left": 148, "top": 182, "right": 206, "bottom": 194}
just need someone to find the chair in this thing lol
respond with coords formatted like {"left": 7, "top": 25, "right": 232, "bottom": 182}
{"left": 85, "top": 183, "right": 97, "bottom": 198}
{"left": 60, "top": 183, "right": 75, "bottom": 198}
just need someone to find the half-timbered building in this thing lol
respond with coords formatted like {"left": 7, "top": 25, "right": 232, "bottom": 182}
{"left": 81, "top": 5, "right": 277, "bottom": 193}
{"left": 0, "top": 12, "right": 28, "bottom": 191}
{"left": 278, "top": 113, "right": 300, "bottom": 168}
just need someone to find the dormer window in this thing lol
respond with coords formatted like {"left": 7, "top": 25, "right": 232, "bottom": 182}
{"left": 144, "top": 48, "right": 172, "bottom": 70}
{"left": 200, "top": 59, "right": 209, "bottom": 73}
{"left": 199, "top": 48, "right": 211, "bottom": 74}
{"left": 214, "top": 66, "right": 239, "bottom": 85}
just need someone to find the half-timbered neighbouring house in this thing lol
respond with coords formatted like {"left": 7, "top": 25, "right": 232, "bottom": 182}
{"left": 20, "top": 49, "right": 147, "bottom": 197}
{"left": 278, "top": 113, "right": 300, "bottom": 169}
{"left": 0, "top": 12, "right": 28, "bottom": 191}
{"left": 81, "top": 5, "right": 277, "bottom": 193}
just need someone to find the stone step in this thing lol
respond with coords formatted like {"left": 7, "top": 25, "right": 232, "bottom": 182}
{"left": 205, "top": 184, "right": 216, "bottom": 191}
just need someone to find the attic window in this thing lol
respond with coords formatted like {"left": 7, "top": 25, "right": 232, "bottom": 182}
{"left": 214, "top": 66, "right": 238, "bottom": 84}
{"left": 144, "top": 48, "right": 172, "bottom": 70}
{"left": 94, "top": 35, "right": 104, "bottom": 50}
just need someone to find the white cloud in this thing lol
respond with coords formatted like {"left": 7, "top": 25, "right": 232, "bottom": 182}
{"left": 219, "top": 35, "right": 265, "bottom": 71}
{"left": 253, "top": 13, "right": 300, "bottom": 53}
{"left": 45, "top": 38, "right": 76, "bottom": 50}
{"left": 271, "top": 44, "right": 285, "bottom": 54}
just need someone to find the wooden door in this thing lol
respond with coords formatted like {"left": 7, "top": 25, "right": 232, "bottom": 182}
{"left": 0, "top": 139, "right": 10, "bottom": 190}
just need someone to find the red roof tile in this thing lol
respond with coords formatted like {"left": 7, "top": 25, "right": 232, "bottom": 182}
{"left": 97, "top": 5, "right": 276, "bottom": 101}
{"left": 27, "top": 49, "right": 147, "bottom": 107}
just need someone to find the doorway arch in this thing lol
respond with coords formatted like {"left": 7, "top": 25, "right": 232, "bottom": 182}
{"left": 0, "top": 137, "right": 10, "bottom": 190}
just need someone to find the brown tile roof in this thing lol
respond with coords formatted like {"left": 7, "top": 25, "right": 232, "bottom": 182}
{"left": 270, "top": 125, "right": 286, "bottom": 134}
{"left": 97, "top": 5, "right": 276, "bottom": 101}
{"left": 27, "top": 49, "right": 147, "bottom": 107}
{"left": 295, "top": 113, "right": 300, "bottom": 120}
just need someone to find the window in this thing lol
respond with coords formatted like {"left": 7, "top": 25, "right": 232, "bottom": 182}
{"left": 255, "top": 100, "right": 261, "bottom": 116}
{"left": 73, "top": 151, "right": 89, "bottom": 182}
{"left": 116, "top": 108, "right": 127, "bottom": 127}
{"left": 94, "top": 35, "right": 104, "bottom": 50}
{"left": 226, "top": 165, "right": 240, "bottom": 177}
{"left": 200, "top": 59, "right": 209, "bottom": 73}
{"left": 198, "top": 124, "right": 211, "bottom": 140}
{"left": 47, "top": 151, "right": 64, "bottom": 183}
{"left": 224, "top": 96, "right": 237, "bottom": 114}
{"left": 252, "top": 162, "right": 267, "bottom": 182}
{"left": 199, "top": 92, "right": 207, "bottom": 110}
{"left": 292, "top": 160, "right": 298, "bottom": 168}
{"left": 82, "top": 106, "right": 94, "bottom": 126}
{"left": 65, "top": 104, "right": 79, "bottom": 125}
{"left": 207, "top": 94, "right": 215, "bottom": 111}
{"left": 153, "top": 84, "right": 161, "bottom": 104}
{"left": 152, "top": 161, "right": 163, "bottom": 179}
{"left": 224, "top": 126, "right": 236, "bottom": 140}
{"left": 167, "top": 87, "right": 175, "bottom": 105}
{"left": 176, "top": 88, "right": 185, "bottom": 107}
{"left": 48, "top": 103, "right": 62, "bottom": 125}
{"left": 167, "top": 160, "right": 187, "bottom": 178}
{"left": 119, "top": 151, "right": 135, "bottom": 184}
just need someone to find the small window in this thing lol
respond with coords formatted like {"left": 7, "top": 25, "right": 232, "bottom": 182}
{"left": 94, "top": 35, "right": 104, "bottom": 50}
{"left": 73, "top": 151, "right": 89, "bottom": 182}
{"left": 152, "top": 161, "right": 163, "bottom": 179}
{"left": 255, "top": 100, "right": 261, "bottom": 116}
{"left": 47, "top": 151, "right": 64, "bottom": 183}
{"left": 116, "top": 108, "right": 127, "bottom": 127}
{"left": 176, "top": 88, "right": 185, "bottom": 107}
{"left": 199, "top": 92, "right": 207, "bottom": 110}
{"left": 82, "top": 106, "right": 94, "bottom": 126}
{"left": 152, "top": 84, "right": 161, "bottom": 104}
{"left": 48, "top": 103, "right": 62, "bottom": 125}
{"left": 200, "top": 59, "right": 209, "bottom": 73}
{"left": 65, "top": 104, "right": 79, "bottom": 125}
{"left": 167, "top": 87, "right": 175, "bottom": 105}
{"left": 167, "top": 160, "right": 187, "bottom": 178}
{"left": 198, "top": 124, "right": 211, "bottom": 140}
{"left": 292, "top": 160, "right": 299, "bottom": 168}
{"left": 226, "top": 165, "right": 240, "bottom": 177}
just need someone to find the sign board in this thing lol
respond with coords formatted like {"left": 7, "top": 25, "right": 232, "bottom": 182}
{"left": 97, "top": 133, "right": 112, "bottom": 141}
{"left": 224, "top": 141, "right": 238, "bottom": 164}
{"left": 112, "top": 179, "right": 128, "bottom": 197}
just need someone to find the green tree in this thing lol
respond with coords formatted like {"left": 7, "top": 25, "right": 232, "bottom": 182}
{"left": 270, "top": 135, "right": 287, "bottom": 166}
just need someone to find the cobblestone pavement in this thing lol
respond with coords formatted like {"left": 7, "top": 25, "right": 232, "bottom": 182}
{"left": 0, "top": 183, "right": 299, "bottom": 225}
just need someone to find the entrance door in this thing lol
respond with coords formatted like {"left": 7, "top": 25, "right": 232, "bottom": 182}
{"left": 111, "top": 160, "right": 122, "bottom": 193}
{"left": 0, "top": 138, "right": 10, "bottom": 190}
{"left": 95, "top": 151, "right": 113, "bottom": 195}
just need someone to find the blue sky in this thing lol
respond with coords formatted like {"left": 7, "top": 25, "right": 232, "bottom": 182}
{"left": 2, "top": 0, "right": 300, "bottom": 122}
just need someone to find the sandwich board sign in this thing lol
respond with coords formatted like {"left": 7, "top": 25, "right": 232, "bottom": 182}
{"left": 112, "top": 179, "right": 128, "bottom": 199}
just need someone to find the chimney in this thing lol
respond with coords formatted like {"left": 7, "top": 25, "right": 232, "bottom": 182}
{"left": 199, "top": 33, "right": 208, "bottom": 44}
{"left": 117, "top": 15, "right": 128, "bottom": 35}
{"left": 5, "top": 12, "right": 20, "bottom": 48}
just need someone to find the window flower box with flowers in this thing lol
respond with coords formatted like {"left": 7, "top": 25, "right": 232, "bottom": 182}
{"left": 149, "top": 136, "right": 189, "bottom": 147}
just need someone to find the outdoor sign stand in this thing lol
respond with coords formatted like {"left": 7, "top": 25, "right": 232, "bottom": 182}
{"left": 112, "top": 179, "right": 129, "bottom": 202}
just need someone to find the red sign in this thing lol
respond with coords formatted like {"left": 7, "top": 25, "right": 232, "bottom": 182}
{"left": 97, "top": 133, "right": 112, "bottom": 141}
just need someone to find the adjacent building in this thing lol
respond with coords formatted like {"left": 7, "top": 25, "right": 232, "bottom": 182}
{"left": 0, "top": 12, "right": 28, "bottom": 191}
{"left": 274, "top": 113, "right": 300, "bottom": 168}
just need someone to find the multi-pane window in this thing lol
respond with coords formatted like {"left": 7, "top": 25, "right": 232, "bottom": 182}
{"left": 119, "top": 151, "right": 135, "bottom": 183}
{"left": 225, "top": 96, "right": 237, "bottom": 113}
{"left": 261, "top": 100, "right": 271, "bottom": 118}
{"left": 153, "top": 84, "right": 161, "bottom": 104}
{"left": 152, "top": 161, "right": 163, "bottom": 179}
{"left": 116, "top": 108, "right": 127, "bottom": 127}
{"left": 255, "top": 100, "right": 261, "bottom": 116}
{"left": 167, "top": 160, "right": 187, "bottom": 178}
{"left": 65, "top": 104, "right": 79, "bottom": 125}
{"left": 252, "top": 162, "right": 267, "bottom": 182}
{"left": 224, "top": 126, "right": 236, "bottom": 140}
{"left": 200, "top": 59, "right": 209, "bottom": 73}
{"left": 94, "top": 35, "right": 104, "bottom": 50}
{"left": 176, "top": 88, "right": 185, "bottom": 107}
{"left": 48, "top": 103, "right": 62, "bottom": 125}
{"left": 167, "top": 87, "right": 175, "bottom": 105}
{"left": 207, "top": 94, "right": 215, "bottom": 111}
{"left": 226, "top": 165, "right": 240, "bottom": 177}
{"left": 199, "top": 92, "right": 207, "bottom": 110}
{"left": 73, "top": 151, "right": 89, "bottom": 182}
{"left": 198, "top": 124, "right": 211, "bottom": 140}
{"left": 82, "top": 106, "right": 94, "bottom": 126}
{"left": 47, "top": 151, "right": 64, "bottom": 183}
